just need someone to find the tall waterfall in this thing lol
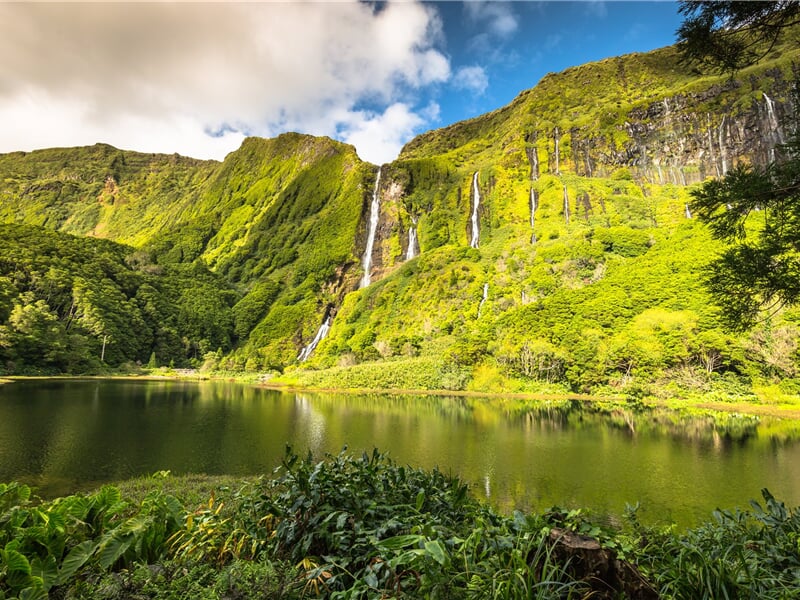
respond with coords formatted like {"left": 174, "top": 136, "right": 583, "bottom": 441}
{"left": 530, "top": 188, "right": 538, "bottom": 244}
{"left": 719, "top": 116, "right": 728, "bottom": 175}
{"left": 298, "top": 316, "right": 331, "bottom": 362}
{"left": 470, "top": 172, "right": 481, "bottom": 249}
{"left": 763, "top": 93, "right": 785, "bottom": 144}
{"left": 685, "top": 203, "right": 692, "bottom": 219}
{"left": 361, "top": 167, "right": 382, "bottom": 288}
{"left": 554, "top": 127, "right": 560, "bottom": 174}
{"left": 563, "top": 185, "right": 570, "bottom": 225}
{"left": 406, "top": 216, "right": 418, "bottom": 261}
{"left": 707, "top": 114, "right": 719, "bottom": 177}
{"left": 478, "top": 283, "right": 489, "bottom": 318}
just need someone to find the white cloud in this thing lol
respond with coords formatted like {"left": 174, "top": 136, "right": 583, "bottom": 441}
{"left": 453, "top": 66, "right": 489, "bottom": 95}
{"left": 339, "top": 103, "right": 427, "bottom": 165}
{"left": 464, "top": 1, "right": 519, "bottom": 38}
{"left": 0, "top": 1, "right": 449, "bottom": 164}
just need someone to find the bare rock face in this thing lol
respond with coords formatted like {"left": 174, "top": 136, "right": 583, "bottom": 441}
{"left": 525, "top": 69, "right": 794, "bottom": 186}
{"left": 544, "top": 528, "right": 659, "bottom": 600}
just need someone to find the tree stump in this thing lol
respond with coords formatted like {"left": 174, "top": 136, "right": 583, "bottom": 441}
{"left": 544, "top": 527, "right": 659, "bottom": 599}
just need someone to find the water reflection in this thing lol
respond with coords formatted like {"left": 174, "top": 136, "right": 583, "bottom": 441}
{"left": 0, "top": 380, "right": 799, "bottom": 527}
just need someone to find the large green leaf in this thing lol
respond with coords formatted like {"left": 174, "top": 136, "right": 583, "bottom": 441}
{"left": 1, "top": 544, "right": 32, "bottom": 592}
{"left": 97, "top": 532, "right": 133, "bottom": 569}
{"left": 29, "top": 556, "right": 57, "bottom": 591}
{"left": 18, "top": 586, "right": 48, "bottom": 600}
{"left": 375, "top": 534, "right": 423, "bottom": 550}
{"left": 424, "top": 539, "right": 448, "bottom": 566}
{"left": 58, "top": 540, "right": 96, "bottom": 583}
{"left": 1, "top": 545, "right": 30, "bottom": 575}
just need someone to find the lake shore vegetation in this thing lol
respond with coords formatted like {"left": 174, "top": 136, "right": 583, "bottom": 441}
{"left": 1, "top": 448, "right": 798, "bottom": 600}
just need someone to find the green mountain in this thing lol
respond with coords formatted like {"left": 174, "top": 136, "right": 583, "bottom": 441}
{"left": 1, "top": 38, "right": 799, "bottom": 399}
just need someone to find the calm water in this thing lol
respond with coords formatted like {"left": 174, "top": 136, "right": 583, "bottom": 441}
{"left": 2, "top": 379, "right": 800, "bottom": 526}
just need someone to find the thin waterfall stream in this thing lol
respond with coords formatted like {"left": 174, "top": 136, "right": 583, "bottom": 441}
{"left": 478, "top": 283, "right": 489, "bottom": 318}
{"left": 470, "top": 172, "right": 481, "bottom": 249}
{"left": 298, "top": 316, "right": 331, "bottom": 362}
{"left": 406, "top": 216, "right": 418, "bottom": 261}
{"left": 361, "top": 167, "right": 382, "bottom": 288}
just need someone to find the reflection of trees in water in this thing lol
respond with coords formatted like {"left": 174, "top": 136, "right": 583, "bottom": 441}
{"left": 482, "top": 395, "right": 791, "bottom": 450}
{"left": 295, "top": 390, "right": 799, "bottom": 451}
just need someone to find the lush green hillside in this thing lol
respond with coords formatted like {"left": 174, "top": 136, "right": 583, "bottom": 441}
{"left": 0, "top": 224, "right": 236, "bottom": 373}
{"left": 0, "top": 143, "right": 216, "bottom": 245}
{"left": 1, "top": 34, "right": 799, "bottom": 398}
{"left": 0, "top": 134, "right": 372, "bottom": 372}
{"left": 294, "top": 37, "right": 800, "bottom": 399}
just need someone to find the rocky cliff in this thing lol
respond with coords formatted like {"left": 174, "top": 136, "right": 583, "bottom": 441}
{"left": 2, "top": 33, "right": 800, "bottom": 395}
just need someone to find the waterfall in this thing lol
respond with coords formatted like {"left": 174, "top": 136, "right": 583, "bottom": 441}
{"left": 470, "top": 171, "right": 481, "bottom": 249}
{"left": 707, "top": 114, "right": 719, "bottom": 177}
{"left": 563, "top": 185, "right": 570, "bottom": 225}
{"left": 719, "top": 116, "right": 728, "bottom": 175}
{"left": 298, "top": 316, "right": 331, "bottom": 362}
{"left": 360, "top": 167, "right": 382, "bottom": 288}
{"left": 763, "top": 93, "right": 784, "bottom": 144}
{"left": 684, "top": 203, "right": 692, "bottom": 219}
{"left": 554, "top": 127, "right": 560, "bottom": 174}
{"left": 531, "top": 149, "right": 539, "bottom": 180}
{"left": 530, "top": 188, "right": 538, "bottom": 244}
{"left": 477, "top": 283, "right": 488, "bottom": 318}
{"left": 406, "top": 216, "right": 418, "bottom": 261}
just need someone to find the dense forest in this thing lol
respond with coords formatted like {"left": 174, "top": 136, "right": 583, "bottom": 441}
{"left": 2, "top": 25, "right": 800, "bottom": 401}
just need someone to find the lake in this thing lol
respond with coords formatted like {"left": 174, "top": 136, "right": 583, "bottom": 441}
{"left": 1, "top": 378, "right": 799, "bottom": 526}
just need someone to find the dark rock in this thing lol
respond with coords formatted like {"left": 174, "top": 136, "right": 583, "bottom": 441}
{"left": 543, "top": 527, "right": 659, "bottom": 600}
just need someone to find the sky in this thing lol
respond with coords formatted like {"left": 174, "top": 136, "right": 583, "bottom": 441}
{"left": 0, "top": 1, "right": 685, "bottom": 165}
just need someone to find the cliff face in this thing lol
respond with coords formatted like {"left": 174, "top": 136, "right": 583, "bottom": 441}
{"left": 358, "top": 42, "right": 798, "bottom": 287}
{"left": 2, "top": 33, "right": 800, "bottom": 382}
{"left": 574, "top": 70, "right": 795, "bottom": 184}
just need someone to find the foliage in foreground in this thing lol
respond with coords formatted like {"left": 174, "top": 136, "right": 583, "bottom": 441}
{"left": 1, "top": 450, "right": 799, "bottom": 599}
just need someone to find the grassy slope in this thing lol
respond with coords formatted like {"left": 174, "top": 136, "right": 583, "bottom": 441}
{"left": 292, "top": 39, "right": 800, "bottom": 398}
{"left": 0, "top": 143, "right": 216, "bottom": 245}
{"left": 0, "top": 135, "right": 372, "bottom": 369}
{"left": 2, "top": 36, "right": 800, "bottom": 394}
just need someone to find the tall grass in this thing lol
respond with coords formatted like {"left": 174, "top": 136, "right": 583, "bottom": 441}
{"left": 1, "top": 452, "right": 798, "bottom": 599}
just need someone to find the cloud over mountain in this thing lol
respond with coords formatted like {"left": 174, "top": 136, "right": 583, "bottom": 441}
{"left": 0, "top": 1, "right": 449, "bottom": 163}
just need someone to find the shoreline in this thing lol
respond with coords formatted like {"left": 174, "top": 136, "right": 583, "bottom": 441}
{"left": 4, "top": 372, "right": 800, "bottom": 420}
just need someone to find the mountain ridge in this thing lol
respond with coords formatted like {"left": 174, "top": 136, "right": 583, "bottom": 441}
{"left": 2, "top": 33, "right": 799, "bottom": 399}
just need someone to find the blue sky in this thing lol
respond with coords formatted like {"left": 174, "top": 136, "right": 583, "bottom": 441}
{"left": 0, "top": 1, "right": 684, "bottom": 164}
{"left": 432, "top": 2, "right": 683, "bottom": 124}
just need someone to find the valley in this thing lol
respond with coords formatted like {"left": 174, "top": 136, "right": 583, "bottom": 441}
{"left": 1, "top": 31, "right": 799, "bottom": 402}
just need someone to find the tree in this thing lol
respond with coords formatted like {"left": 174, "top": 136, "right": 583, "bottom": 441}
{"left": 677, "top": 1, "right": 800, "bottom": 73}
{"left": 690, "top": 158, "right": 800, "bottom": 328}
{"left": 680, "top": 1, "right": 800, "bottom": 328}
{"left": 2, "top": 298, "right": 70, "bottom": 371}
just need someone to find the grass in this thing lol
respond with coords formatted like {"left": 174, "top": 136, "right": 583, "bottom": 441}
{"left": 2, "top": 450, "right": 798, "bottom": 599}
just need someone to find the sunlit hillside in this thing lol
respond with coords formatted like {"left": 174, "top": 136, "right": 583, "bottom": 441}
{"left": 1, "top": 32, "right": 799, "bottom": 399}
